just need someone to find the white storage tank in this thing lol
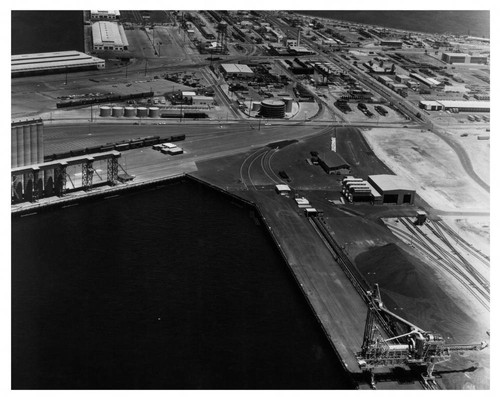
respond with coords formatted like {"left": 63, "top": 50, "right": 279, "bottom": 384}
{"left": 124, "top": 106, "right": 136, "bottom": 117}
{"left": 136, "top": 107, "right": 148, "bottom": 118}
{"left": 148, "top": 107, "right": 160, "bottom": 118}
{"left": 112, "top": 106, "right": 124, "bottom": 117}
{"left": 99, "top": 106, "right": 112, "bottom": 117}
{"left": 283, "top": 97, "right": 293, "bottom": 113}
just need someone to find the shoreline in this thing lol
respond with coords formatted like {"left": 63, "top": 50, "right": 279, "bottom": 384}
{"left": 292, "top": 11, "right": 490, "bottom": 38}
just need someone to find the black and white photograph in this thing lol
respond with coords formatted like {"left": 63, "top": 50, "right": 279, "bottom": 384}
{"left": 9, "top": 1, "right": 492, "bottom": 391}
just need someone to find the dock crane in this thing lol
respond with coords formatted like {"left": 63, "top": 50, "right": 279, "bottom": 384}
{"left": 355, "top": 284, "right": 488, "bottom": 389}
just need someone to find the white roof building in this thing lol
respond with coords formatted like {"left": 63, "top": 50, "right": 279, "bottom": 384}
{"left": 12, "top": 51, "right": 105, "bottom": 75}
{"left": 275, "top": 184, "right": 291, "bottom": 194}
{"left": 92, "top": 21, "right": 129, "bottom": 51}
{"left": 368, "top": 174, "right": 415, "bottom": 192}
{"left": 220, "top": 64, "right": 254, "bottom": 76}
{"left": 91, "top": 10, "right": 120, "bottom": 20}
{"left": 436, "top": 100, "right": 490, "bottom": 111}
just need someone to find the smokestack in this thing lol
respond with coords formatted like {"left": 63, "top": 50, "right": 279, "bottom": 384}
{"left": 297, "top": 30, "right": 301, "bottom": 47}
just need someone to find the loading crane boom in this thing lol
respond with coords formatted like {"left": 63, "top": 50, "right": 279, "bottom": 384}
{"left": 356, "top": 284, "right": 488, "bottom": 388}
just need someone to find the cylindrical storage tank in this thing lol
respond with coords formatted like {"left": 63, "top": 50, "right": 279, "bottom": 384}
{"left": 283, "top": 97, "right": 293, "bottom": 113}
{"left": 124, "top": 106, "right": 136, "bottom": 117}
{"left": 137, "top": 107, "right": 148, "bottom": 118}
{"left": 252, "top": 102, "right": 261, "bottom": 111}
{"left": 259, "top": 99, "right": 286, "bottom": 118}
{"left": 112, "top": 106, "right": 124, "bottom": 117}
{"left": 148, "top": 107, "right": 160, "bottom": 118}
{"left": 99, "top": 106, "right": 112, "bottom": 117}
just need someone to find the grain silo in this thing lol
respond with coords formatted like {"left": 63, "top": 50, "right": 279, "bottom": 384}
{"left": 23, "top": 124, "right": 31, "bottom": 165}
{"left": 11, "top": 119, "right": 44, "bottom": 168}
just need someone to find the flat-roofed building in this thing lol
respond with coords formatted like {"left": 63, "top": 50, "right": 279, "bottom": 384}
{"left": 192, "top": 96, "right": 215, "bottom": 106}
{"left": 379, "top": 39, "right": 403, "bottom": 48}
{"left": 368, "top": 174, "right": 415, "bottom": 205}
{"left": 441, "top": 52, "right": 488, "bottom": 64}
{"left": 378, "top": 75, "right": 394, "bottom": 85}
{"left": 409, "top": 72, "right": 437, "bottom": 88}
{"left": 92, "top": 21, "right": 129, "bottom": 51}
{"left": 91, "top": 10, "right": 120, "bottom": 20}
{"left": 395, "top": 74, "right": 411, "bottom": 83}
{"left": 436, "top": 100, "right": 490, "bottom": 112}
{"left": 12, "top": 51, "right": 105, "bottom": 77}
{"left": 220, "top": 63, "right": 254, "bottom": 78}
{"left": 419, "top": 100, "right": 443, "bottom": 111}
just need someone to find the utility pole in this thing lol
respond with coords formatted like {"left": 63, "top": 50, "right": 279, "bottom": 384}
{"left": 125, "top": 62, "right": 128, "bottom": 79}
{"left": 144, "top": 58, "right": 148, "bottom": 76}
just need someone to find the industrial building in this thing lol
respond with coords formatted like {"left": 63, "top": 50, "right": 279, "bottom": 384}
{"left": 419, "top": 101, "right": 443, "bottom": 111}
{"left": 317, "top": 152, "right": 351, "bottom": 175}
{"left": 409, "top": 72, "right": 439, "bottom": 88}
{"left": 220, "top": 63, "right": 254, "bottom": 78}
{"left": 367, "top": 174, "right": 415, "bottom": 205}
{"left": 441, "top": 52, "right": 488, "bottom": 64}
{"left": 379, "top": 40, "right": 403, "bottom": 48}
{"left": 192, "top": 96, "right": 215, "bottom": 106}
{"left": 12, "top": 51, "right": 105, "bottom": 77}
{"left": 419, "top": 100, "right": 490, "bottom": 112}
{"left": 11, "top": 119, "right": 44, "bottom": 168}
{"left": 275, "top": 184, "right": 291, "bottom": 195}
{"left": 90, "top": 10, "right": 120, "bottom": 20}
{"left": 377, "top": 75, "right": 394, "bottom": 85}
{"left": 395, "top": 74, "right": 411, "bottom": 83}
{"left": 12, "top": 151, "right": 121, "bottom": 203}
{"left": 92, "top": 21, "right": 129, "bottom": 51}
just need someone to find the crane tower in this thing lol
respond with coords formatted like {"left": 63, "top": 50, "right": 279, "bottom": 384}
{"left": 356, "top": 284, "right": 488, "bottom": 389}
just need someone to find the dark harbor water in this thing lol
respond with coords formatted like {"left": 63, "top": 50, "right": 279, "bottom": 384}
{"left": 12, "top": 179, "right": 354, "bottom": 389}
{"left": 11, "top": 10, "right": 84, "bottom": 55}
{"left": 297, "top": 11, "right": 490, "bottom": 38}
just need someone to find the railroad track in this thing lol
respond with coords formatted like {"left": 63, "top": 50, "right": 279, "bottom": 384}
{"left": 426, "top": 221, "right": 489, "bottom": 291}
{"left": 435, "top": 220, "right": 490, "bottom": 263}
{"left": 397, "top": 218, "right": 489, "bottom": 311}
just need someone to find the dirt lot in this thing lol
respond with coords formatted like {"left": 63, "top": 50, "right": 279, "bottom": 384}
{"left": 361, "top": 127, "right": 489, "bottom": 212}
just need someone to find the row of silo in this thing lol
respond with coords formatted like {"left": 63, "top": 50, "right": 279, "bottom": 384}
{"left": 11, "top": 120, "right": 44, "bottom": 168}
{"left": 99, "top": 106, "right": 160, "bottom": 118}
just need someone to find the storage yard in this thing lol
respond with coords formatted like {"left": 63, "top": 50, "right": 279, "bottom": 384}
{"left": 11, "top": 9, "right": 490, "bottom": 391}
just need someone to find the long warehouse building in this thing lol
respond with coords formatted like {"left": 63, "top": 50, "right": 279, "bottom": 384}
{"left": 419, "top": 100, "right": 490, "bottom": 112}
{"left": 92, "top": 21, "right": 129, "bottom": 51}
{"left": 12, "top": 51, "right": 105, "bottom": 77}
